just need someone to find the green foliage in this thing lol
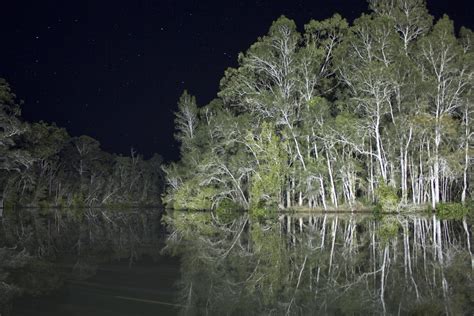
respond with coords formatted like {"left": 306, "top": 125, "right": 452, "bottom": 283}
{"left": 375, "top": 182, "right": 400, "bottom": 213}
{"left": 172, "top": 179, "right": 216, "bottom": 211}
{"left": 248, "top": 122, "right": 286, "bottom": 210}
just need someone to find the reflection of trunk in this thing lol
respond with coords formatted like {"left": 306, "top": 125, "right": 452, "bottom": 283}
{"left": 1, "top": 183, "right": 6, "bottom": 211}
{"left": 462, "top": 218, "right": 473, "bottom": 269}
{"left": 380, "top": 244, "right": 389, "bottom": 315}
{"left": 286, "top": 189, "right": 291, "bottom": 208}
{"left": 287, "top": 215, "right": 291, "bottom": 235}
{"left": 184, "top": 282, "right": 193, "bottom": 314}
{"left": 402, "top": 219, "right": 420, "bottom": 300}
{"left": 371, "top": 221, "right": 377, "bottom": 290}
{"left": 320, "top": 214, "right": 327, "bottom": 249}
{"left": 328, "top": 217, "right": 338, "bottom": 276}
{"left": 433, "top": 215, "right": 443, "bottom": 264}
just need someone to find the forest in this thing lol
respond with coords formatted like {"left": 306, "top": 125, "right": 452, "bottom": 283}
{"left": 0, "top": 79, "right": 164, "bottom": 209}
{"left": 163, "top": 0, "right": 473, "bottom": 213}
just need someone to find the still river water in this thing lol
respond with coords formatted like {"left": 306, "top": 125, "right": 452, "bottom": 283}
{"left": 0, "top": 209, "right": 472, "bottom": 315}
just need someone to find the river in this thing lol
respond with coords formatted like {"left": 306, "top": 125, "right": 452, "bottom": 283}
{"left": 1, "top": 209, "right": 472, "bottom": 315}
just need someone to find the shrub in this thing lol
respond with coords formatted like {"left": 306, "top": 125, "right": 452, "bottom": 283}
{"left": 375, "top": 182, "right": 399, "bottom": 213}
{"left": 172, "top": 180, "right": 216, "bottom": 211}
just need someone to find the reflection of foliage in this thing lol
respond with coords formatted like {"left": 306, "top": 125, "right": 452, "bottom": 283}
{"left": 435, "top": 203, "right": 468, "bottom": 220}
{"left": 248, "top": 222, "right": 288, "bottom": 305}
{"left": 165, "top": 212, "right": 473, "bottom": 315}
{"left": 0, "top": 249, "right": 31, "bottom": 306}
{"left": 12, "top": 259, "right": 63, "bottom": 297}
{"left": 0, "top": 208, "right": 163, "bottom": 310}
{"left": 377, "top": 217, "right": 399, "bottom": 243}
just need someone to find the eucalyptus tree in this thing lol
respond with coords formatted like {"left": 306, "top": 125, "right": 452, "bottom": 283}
{"left": 366, "top": 0, "right": 434, "bottom": 203}
{"left": 335, "top": 14, "right": 401, "bottom": 184}
{"left": 174, "top": 90, "right": 198, "bottom": 149}
{"left": 459, "top": 27, "right": 474, "bottom": 204}
{"left": 418, "top": 16, "right": 472, "bottom": 208}
{"left": 368, "top": 0, "right": 433, "bottom": 53}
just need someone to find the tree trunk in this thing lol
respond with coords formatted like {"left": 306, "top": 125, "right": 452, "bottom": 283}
{"left": 326, "top": 149, "right": 338, "bottom": 208}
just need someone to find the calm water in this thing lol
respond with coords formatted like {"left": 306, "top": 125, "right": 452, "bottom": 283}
{"left": 1, "top": 209, "right": 473, "bottom": 315}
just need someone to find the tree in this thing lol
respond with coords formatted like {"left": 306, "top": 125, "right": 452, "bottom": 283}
{"left": 174, "top": 90, "right": 198, "bottom": 150}
{"left": 0, "top": 79, "right": 31, "bottom": 208}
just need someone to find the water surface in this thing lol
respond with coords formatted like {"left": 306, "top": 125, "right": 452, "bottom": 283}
{"left": 164, "top": 211, "right": 473, "bottom": 315}
{"left": 1, "top": 209, "right": 472, "bottom": 315}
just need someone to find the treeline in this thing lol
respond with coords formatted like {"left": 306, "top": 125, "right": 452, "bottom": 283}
{"left": 164, "top": 0, "right": 473, "bottom": 211}
{"left": 0, "top": 79, "right": 164, "bottom": 208}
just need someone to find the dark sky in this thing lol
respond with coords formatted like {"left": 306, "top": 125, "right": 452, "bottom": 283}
{"left": 1, "top": 0, "right": 473, "bottom": 161}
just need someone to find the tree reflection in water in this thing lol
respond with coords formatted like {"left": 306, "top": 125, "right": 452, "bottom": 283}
{"left": 0, "top": 208, "right": 163, "bottom": 315}
{"left": 164, "top": 212, "right": 473, "bottom": 315}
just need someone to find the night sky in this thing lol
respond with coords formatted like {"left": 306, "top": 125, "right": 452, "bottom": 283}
{"left": 1, "top": 0, "right": 473, "bottom": 161}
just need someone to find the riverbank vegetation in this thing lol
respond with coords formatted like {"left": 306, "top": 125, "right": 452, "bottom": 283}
{"left": 163, "top": 0, "right": 473, "bottom": 213}
{"left": 0, "top": 79, "right": 164, "bottom": 209}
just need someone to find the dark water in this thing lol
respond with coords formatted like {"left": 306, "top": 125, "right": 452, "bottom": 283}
{"left": 14, "top": 256, "right": 180, "bottom": 316}
{"left": 1, "top": 209, "right": 473, "bottom": 315}
{"left": 0, "top": 209, "right": 180, "bottom": 316}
